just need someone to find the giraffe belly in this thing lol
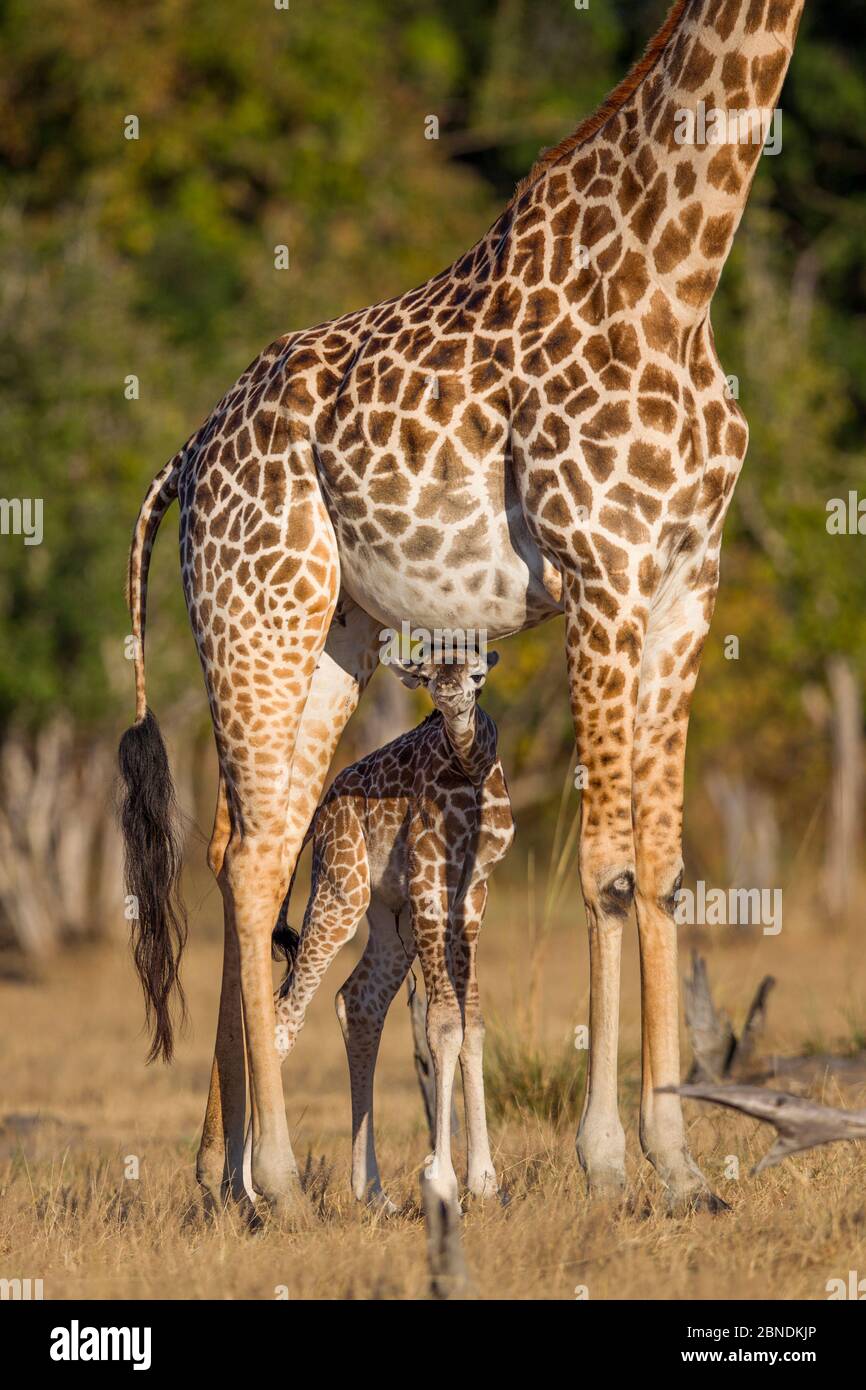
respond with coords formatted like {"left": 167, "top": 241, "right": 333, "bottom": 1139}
{"left": 338, "top": 518, "right": 563, "bottom": 641}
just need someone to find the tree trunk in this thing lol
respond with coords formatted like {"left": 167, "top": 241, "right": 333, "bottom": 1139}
{"left": 354, "top": 666, "right": 415, "bottom": 759}
{"left": 0, "top": 710, "right": 192, "bottom": 953}
{"left": 822, "top": 656, "right": 863, "bottom": 922}
{"left": 705, "top": 769, "right": 779, "bottom": 892}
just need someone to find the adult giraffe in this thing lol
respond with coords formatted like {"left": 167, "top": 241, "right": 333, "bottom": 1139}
{"left": 119, "top": 0, "right": 805, "bottom": 1224}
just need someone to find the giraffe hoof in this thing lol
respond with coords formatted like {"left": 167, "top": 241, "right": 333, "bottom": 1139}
{"left": 366, "top": 1191, "right": 400, "bottom": 1218}
{"left": 465, "top": 1186, "right": 510, "bottom": 1215}
{"left": 197, "top": 1177, "right": 261, "bottom": 1230}
{"left": 585, "top": 1169, "right": 627, "bottom": 1203}
{"left": 679, "top": 1187, "right": 731, "bottom": 1216}
{"left": 465, "top": 1173, "right": 500, "bottom": 1203}
{"left": 224, "top": 1191, "right": 262, "bottom": 1231}
{"left": 244, "top": 1203, "right": 266, "bottom": 1233}
{"left": 266, "top": 1189, "right": 318, "bottom": 1232}
{"left": 665, "top": 1184, "right": 731, "bottom": 1217}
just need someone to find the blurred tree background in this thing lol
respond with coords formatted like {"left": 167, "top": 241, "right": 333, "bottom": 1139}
{"left": 0, "top": 0, "right": 863, "bottom": 949}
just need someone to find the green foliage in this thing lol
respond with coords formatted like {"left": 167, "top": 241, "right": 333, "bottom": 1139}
{"left": 0, "top": 212, "right": 192, "bottom": 727}
{"left": 0, "top": 0, "right": 497, "bottom": 729}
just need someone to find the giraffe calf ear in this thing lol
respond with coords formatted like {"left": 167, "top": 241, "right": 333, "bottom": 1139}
{"left": 486, "top": 650, "right": 500, "bottom": 670}
{"left": 389, "top": 660, "right": 423, "bottom": 689}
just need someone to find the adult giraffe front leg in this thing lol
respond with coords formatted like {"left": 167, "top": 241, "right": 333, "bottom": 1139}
{"left": 410, "top": 810, "right": 464, "bottom": 1209}
{"left": 564, "top": 571, "right": 640, "bottom": 1200}
{"left": 632, "top": 570, "right": 726, "bottom": 1213}
{"left": 196, "top": 599, "right": 381, "bottom": 1217}
{"left": 455, "top": 882, "right": 499, "bottom": 1200}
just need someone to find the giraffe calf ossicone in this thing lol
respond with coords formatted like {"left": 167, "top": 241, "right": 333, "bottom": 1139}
{"left": 272, "top": 650, "right": 513, "bottom": 1212}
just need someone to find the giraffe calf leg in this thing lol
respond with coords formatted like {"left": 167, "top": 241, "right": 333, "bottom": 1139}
{"left": 336, "top": 903, "right": 414, "bottom": 1212}
{"left": 274, "top": 884, "right": 368, "bottom": 1063}
{"left": 423, "top": 992, "right": 464, "bottom": 1207}
{"left": 455, "top": 882, "right": 499, "bottom": 1200}
{"left": 459, "top": 1011, "right": 498, "bottom": 1199}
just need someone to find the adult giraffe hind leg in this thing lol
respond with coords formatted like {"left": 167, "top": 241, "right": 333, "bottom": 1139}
{"left": 196, "top": 773, "right": 256, "bottom": 1223}
{"left": 182, "top": 457, "right": 343, "bottom": 1229}
{"left": 197, "top": 599, "right": 381, "bottom": 1225}
{"left": 633, "top": 573, "right": 727, "bottom": 1214}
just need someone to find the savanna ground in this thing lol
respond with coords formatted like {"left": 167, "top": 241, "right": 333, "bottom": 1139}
{"left": 2, "top": 847, "right": 865, "bottom": 1302}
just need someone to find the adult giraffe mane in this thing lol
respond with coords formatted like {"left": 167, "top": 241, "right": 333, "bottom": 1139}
{"left": 512, "top": 0, "right": 691, "bottom": 203}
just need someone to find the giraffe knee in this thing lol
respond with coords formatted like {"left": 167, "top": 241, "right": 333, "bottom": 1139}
{"left": 579, "top": 821, "right": 637, "bottom": 919}
{"left": 636, "top": 859, "right": 684, "bottom": 916}
{"left": 274, "top": 1019, "right": 291, "bottom": 1061}
{"left": 581, "top": 859, "right": 636, "bottom": 919}
{"left": 426, "top": 996, "right": 463, "bottom": 1055}
{"left": 335, "top": 983, "right": 361, "bottom": 1033}
{"left": 600, "top": 869, "right": 636, "bottom": 917}
{"left": 465, "top": 1006, "right": 485, "bottom": 1038}
{"left": 460, "top": 1009, "right": 485, "bottom": 1056}
{"left": 335, "top": 979, "right": 378, "bottom": 1034}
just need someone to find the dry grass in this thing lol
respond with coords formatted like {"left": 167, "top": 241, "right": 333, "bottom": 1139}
{"left": 1, "top": 863, "right": 865, "bottom": 1301}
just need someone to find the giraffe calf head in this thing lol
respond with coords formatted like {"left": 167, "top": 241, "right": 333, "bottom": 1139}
{"left": 408, "top": 650, "right": 500, "bottom": 717}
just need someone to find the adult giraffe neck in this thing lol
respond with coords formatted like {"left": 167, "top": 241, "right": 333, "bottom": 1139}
{"left": 505, "top": 0, "right": 805, "bottom": 327}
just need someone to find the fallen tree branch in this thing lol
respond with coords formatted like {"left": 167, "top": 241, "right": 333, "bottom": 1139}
{"left": 661, "top": 1082, "right": 866, "bottom": 1173}
{"left": 683, "top": 951, "right": 776, "bottom": 1083}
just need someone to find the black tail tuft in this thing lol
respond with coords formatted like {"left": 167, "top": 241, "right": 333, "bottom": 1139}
{"left": 118, "top": 709, "right": 188, "bottom": 1063}
{"left": 271, "top": 863, "right": 302, "bottom": 999}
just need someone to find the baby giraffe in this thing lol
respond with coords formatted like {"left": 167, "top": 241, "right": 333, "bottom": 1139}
{"left": 272, "top": 649, "right": 513, "bottom": 1211}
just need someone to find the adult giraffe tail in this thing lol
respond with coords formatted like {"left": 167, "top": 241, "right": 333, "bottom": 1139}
{"left": 117, "top": 452, "right": 187, "bottom": 1064}
{"left": 271, "top": 820, "right": 317, "bottom": 996}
